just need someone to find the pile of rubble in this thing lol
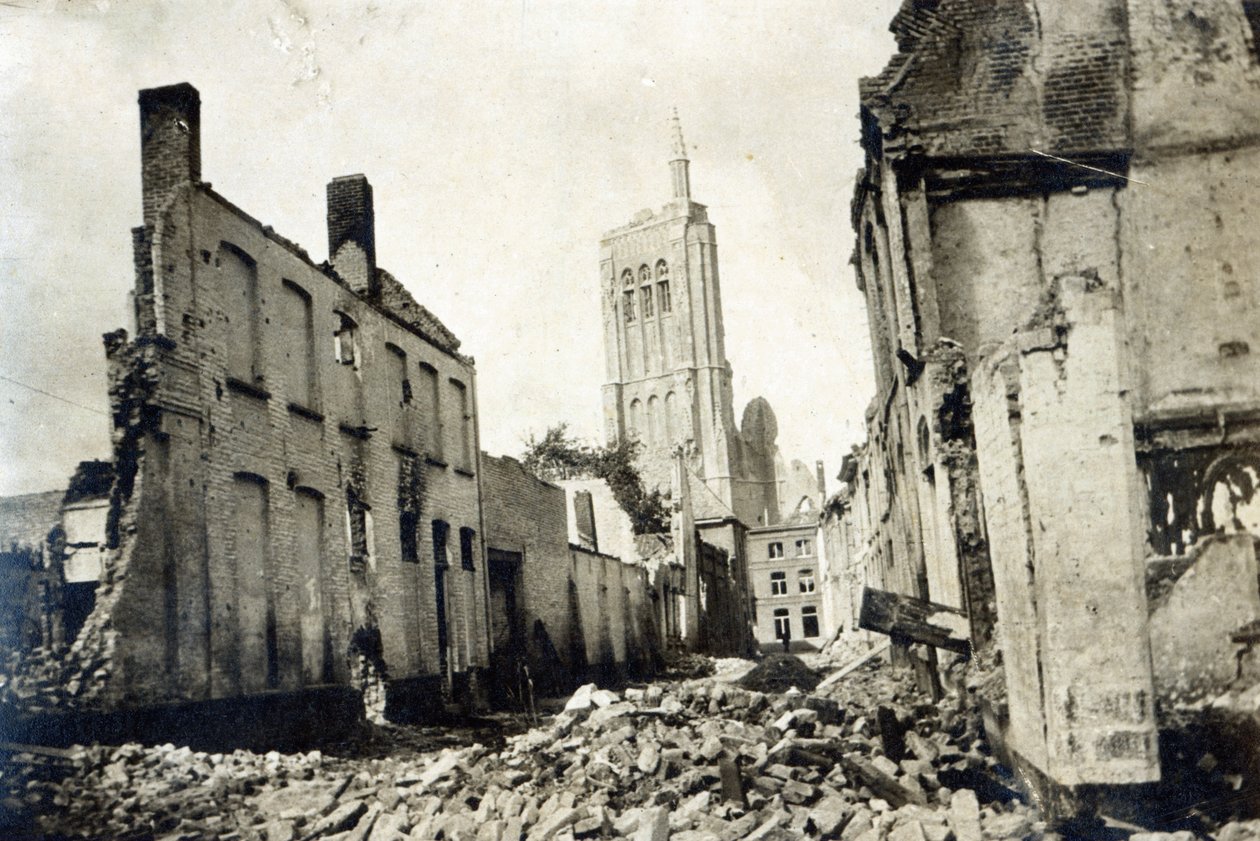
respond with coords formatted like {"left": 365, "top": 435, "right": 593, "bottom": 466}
{"left": 5, "top": 655, "right": 1259, "bottom": 840}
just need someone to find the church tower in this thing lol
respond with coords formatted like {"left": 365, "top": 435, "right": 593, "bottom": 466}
{"left": 600, "top": 112, "right": 755, "bottom": 518}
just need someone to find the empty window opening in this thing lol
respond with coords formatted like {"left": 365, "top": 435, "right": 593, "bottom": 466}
{"left": 387, "top": 343, "right": 411, "bottom": 405}
{"left": 432, "top": 519, "right": 450, "bottom": 568}
{"left": 400, "top": 510, "right": 419, "bottom": 563}
{"left": 795, "top": 538, "right": 813, "bottom": 557}
{"left": 773, "top": 608, "right": 791, "bottom": 641}
{"left": 768, "top": 541, "right": 784, "bottom": 560}
{"left": 801, "top": 605, "right": 820, "bottom": 638}
{"left": 346, "top": 485, "right": 374, "bottom": 575}
{"left": 459, "top": 526, "right": 476, "bottom": 570}
{"left": 334, "top": 312, "right": 360, "bottom": 369}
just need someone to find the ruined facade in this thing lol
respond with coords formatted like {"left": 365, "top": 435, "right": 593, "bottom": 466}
{"left": 480, "top": 454, "right": 659, "bottom": 696}
{"left": 599, "top": 115, "right": 784, "bottom": 527}
{"left": 828, "top": 0, "right": 1260, "bottom": 807}
{"left": 13, "top": 83, "right": 493, "bottom": 720}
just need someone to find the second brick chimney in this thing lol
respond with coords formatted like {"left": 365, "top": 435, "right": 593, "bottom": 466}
{"left": 326, "top": 174, "right": 378, "bottom": 298}
{"left": 139, "top": 82, "right": 201, "bottom": 228}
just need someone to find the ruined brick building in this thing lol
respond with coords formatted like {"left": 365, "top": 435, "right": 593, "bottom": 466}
{"left": 8, "top": 83, "right": 494, "bottom": 727}
{"left": 825, "top": 0, "right": 1260, "bottom": 813}
{"left": 600, "top": 113, "right": 789, "bottom": 529}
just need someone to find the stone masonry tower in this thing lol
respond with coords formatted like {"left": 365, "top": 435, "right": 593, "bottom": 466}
{"left": 600, "top": 112, "right": 754, "bottom": 518}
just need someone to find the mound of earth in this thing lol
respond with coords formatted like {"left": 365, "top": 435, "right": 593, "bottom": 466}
{"left": 736, "top": 653, "right": 821, "bottom": 693}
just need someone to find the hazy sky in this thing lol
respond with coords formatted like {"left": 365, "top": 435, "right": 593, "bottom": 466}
{"left": 0, "top": 0, "right": 903, "bottom": 497}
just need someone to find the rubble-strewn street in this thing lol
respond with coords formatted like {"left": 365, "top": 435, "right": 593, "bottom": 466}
{"left": 4, "top": 653, "right": 1255, "bottom": 841}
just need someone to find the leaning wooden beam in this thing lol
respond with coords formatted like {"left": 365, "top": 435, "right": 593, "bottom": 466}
{"left": 816, "top": 641, "right": 891, "bottom": 690}
{"left": 858, "top": 586, "right": 972, "bottom": 655}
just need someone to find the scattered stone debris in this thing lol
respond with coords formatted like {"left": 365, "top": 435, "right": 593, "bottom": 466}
{"left": 3, "top": 656, "right": 1254, "bottom": 840}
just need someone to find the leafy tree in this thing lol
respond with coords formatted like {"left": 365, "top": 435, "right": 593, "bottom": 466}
{"left": 521, "top": 424, "right": 670, "bottom": 534}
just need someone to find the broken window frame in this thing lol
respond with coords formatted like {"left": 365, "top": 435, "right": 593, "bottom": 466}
{"left": 387, "top": 342, "right": 412, "bottom": 406}
{"left": 794, "top": 538, "right": 813, "bottom": 557}
{"left": 345, "top": 485, "right": 374, "bottom": 574}
{"left": 333, "top": 311, "right": 360, "bottom": 370}
{"left": 432, "top": 519, "right": 450, "bottom": 569}
{"left": 798, "top": 568, "right": 816, "bottom": 594}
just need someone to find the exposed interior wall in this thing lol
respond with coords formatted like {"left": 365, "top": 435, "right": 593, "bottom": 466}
{"left": 1148, "top": 534, "right": 1260, "bottom": 706}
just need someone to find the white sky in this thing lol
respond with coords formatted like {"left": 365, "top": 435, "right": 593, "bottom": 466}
{"left": 0, "top": 0, "right": 902, "bottom": 497}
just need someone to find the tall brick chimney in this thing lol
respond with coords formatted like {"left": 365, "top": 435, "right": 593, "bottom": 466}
{"left": 139, "top": 83, "right": 200, "bottom": 228}
{"left": 327, "top": 174, "right": 378, "bottom": 298}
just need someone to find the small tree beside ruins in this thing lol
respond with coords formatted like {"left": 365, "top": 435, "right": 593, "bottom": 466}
{"left": 521, "top": 424, "right": 669, "bottom": 534}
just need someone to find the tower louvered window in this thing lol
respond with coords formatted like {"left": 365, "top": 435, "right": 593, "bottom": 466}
{"left": 656, "top": 260, "right": 671, "bottom": 314}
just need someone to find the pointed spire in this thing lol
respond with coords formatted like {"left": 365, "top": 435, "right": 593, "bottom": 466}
{"left": 670, "top": 107, "right": 688, "bottom": 161}
{"left": 669, "top": 108, "right": 691, "bottom": 200}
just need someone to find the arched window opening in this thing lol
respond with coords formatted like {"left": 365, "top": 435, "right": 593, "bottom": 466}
{"left": 281, "top": 280, "right": 315, "bottom": 409}
{"left": 628, "top": 399, "right": 643, "bottom": 440}
{"left": 656, "top": 260, "right": 672, "bottom": 314}
{"left": 639, "top": 265, "right": 655, "bottom": 319}
{"left": 648, "top": 395, "right": 661, "bottom": 445}
{"left": 219, "top": 243, "right": 260, "bottom": 384}
{"left": 621, "top": 269, "right": 636, "bottom": 323}
{"left": 664, "top": 391, "right": 678, "bottom": 443}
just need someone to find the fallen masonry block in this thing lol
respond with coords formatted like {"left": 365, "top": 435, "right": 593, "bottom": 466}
{"left": 946, "top": 789, "right": 981, "bottom": 841}
{"left": 808, "top": 795, "right": 853, "bottom": 837}
{"left": 634, "top": 806, "right": 670, "bottom": 841}
{"left": 302, "top": 799, "right": 366, "bottom": 840}
{"left": 718, "top": 756, "right": 746, "bottom": 806}
{"left": 527, "top": 805, "right": 582, "bottom": 840}
{"left": 838, "top": 755, "right": 927, "bottom": 808}
{"left": 877, "top": 706, "right": 907, "bottom": 762}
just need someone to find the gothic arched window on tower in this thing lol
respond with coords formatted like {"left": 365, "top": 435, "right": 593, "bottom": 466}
{"left": 656, "top": 260, "right": 672, "bottom": 314}
{"left": 648, "top": 394, "right": 661, "bottom": 445}
{"left": 621, "top": 270, "right": 636, "bottom": 323}
{"left": 639, "top": 265, "right": 654, "bottom": 319}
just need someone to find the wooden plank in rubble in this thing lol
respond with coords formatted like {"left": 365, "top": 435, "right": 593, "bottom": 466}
{"left": 858, "top": 586, "right": 972, "bottom": 655}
